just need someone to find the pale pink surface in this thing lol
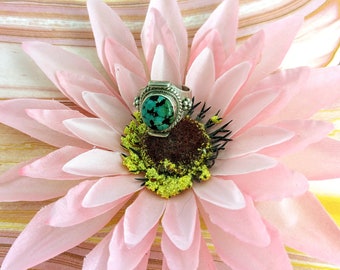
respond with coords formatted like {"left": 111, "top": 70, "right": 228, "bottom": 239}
{"left": 0, "top": 0, "right": 339, "bottom": 269}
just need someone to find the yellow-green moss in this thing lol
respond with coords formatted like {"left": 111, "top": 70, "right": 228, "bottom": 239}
{"left": 121, "top": 112, "right": 214, "bottom": 198}
{"left": 210, "top": 115, "right": 222, "bottom": 124}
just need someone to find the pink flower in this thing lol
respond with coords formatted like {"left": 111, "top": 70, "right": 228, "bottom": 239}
{"left": 0, "top": 0, "right": 340, "bottom": 269}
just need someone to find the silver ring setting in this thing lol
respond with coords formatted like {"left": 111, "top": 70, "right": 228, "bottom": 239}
{"left": 134, "top": 81, "right": 192, "bottom": 137}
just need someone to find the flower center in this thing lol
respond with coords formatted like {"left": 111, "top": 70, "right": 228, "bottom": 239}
{"left": 142, "top": 117, "right": 208, "bottom": 165}
{"left": 121, "top": 101, "right": 232, "bottom": 198}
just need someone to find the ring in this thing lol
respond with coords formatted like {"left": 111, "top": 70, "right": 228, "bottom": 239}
{"left": 133, "top": 81, "right": 192, "bottom": 137}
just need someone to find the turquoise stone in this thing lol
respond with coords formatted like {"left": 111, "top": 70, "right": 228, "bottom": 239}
{"left": 141, "top": 95, "right": 175, "bottom": 131}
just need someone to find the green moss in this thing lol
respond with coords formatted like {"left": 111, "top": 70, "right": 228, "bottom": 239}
{"left": 210, "top": 115, "right": 222, "bottom": 124}
{"left": 145, "top": 172, "right": 192, "bottom": 198}
{"left": 121, "top": 111, "right": 215, "bottom": 198}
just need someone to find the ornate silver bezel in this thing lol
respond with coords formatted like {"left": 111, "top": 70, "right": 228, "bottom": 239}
{"left": 134, "top": 81, "right": 192, "bottom": 137}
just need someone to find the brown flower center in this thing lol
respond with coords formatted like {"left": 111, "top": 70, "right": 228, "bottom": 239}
{"left": 142, "top": 117, "right": 209, "bottom": 165}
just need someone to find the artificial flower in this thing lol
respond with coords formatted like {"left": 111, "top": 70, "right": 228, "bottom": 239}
{"left": 0, "top": 0, "right": 340, "bottom": 269}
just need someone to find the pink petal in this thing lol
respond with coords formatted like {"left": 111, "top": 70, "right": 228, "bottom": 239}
{"left": 161, "top": 215, "right": 201, "bottom": 270}
{"left": 189, "top": 30, "right": 225, "bottom": 76}
{"left": 232, "top": 163, "right": 309, "bottom": 201}
{"left": 247, "top": 67, "right": 310, "bottom": 122}
{"left": 213, "top": 154, "right": 278, "bottom": 176}
{"left": 143, "top": 0, "right": 188, "bottom": 77}
{"left": 245, "top": 15, "right": 304, "bottom": 87}
{"left": 150, "top": 45, "right": 181, "bottom": 84}
{"left": 220, "top": 125, "right": 294, "bottom": 159}
{"left": 142, "top": 8, "right": 180, "bottom": 81}
{"left": 47, "top": 180, "right": 127, "bottom": 227}
{"left": 1, "top": 204, "right": 115, "bottom": 270}
{"left": 185, "top": 48, "right": 215, "bottom": 104}
{"left": 0, "top": 99, "right": 83, "bottom": 147}
{"left": 63, "top": 117, "right": 122, "bottom": 151}
{"left": 222, "top": 30, "right": 264, "bottom": 75}
{"left": 56, "top": 70, "right": 113, "bottom": 112}
{"left": 262, "top": 120, "right": 334, "bottom": 157}
{"left": 253, "top": 66, "right": 309, "bottom": 95}
{"left": 199, "top": 195, "right": 270, "bottom": 247}
{"left": 87, "top": 234, "right": 151, "bottom": 270}
{"left": 193, "top": 177, "right": 245, "bottom": 210}
{"left": 115, "top": 64, "right": 147, "bottom": 112}
{"left": 272, "top": 66, "right": 340, "bottom": 121}
{"left": 282, "top": 137, "right": 340, "bottom": 180}
{"left": 0, "top": 162, "right": 80, "bottom": 202}
{"left": 0, "top": 178, "right": 78, "bottom": 202}
{"left": 22, "top": 41, "right": 114, "bottom": 106}
{"left": 26, "top": 108, "right": 86, "bottom": 139}
{"left": 257, "top": 192, "right": 340, "bottom": 265}
{"left": 135, "top": 251, "right": 151, "bottom": 270}
{"left": 83, "top": 230, "right": 112, "bottom": 270}
{"left": 197, "top": 236, "right": 216, "bottom": 270}
{"left": 0, "top": 161, "right": 32, "bottom": 184}
{"left": 162, "top": 260, "right": 170, "bottom": 270}
{"left": 124, "top": 190, "right": 166, "bottom": 246}
{"left": 62, "top": 149, "right": 126, "bottom": 177}
{"left": 223, "top": 88, "right": 280, "bottom": 135}
{"left": 206, "top": 61, "right": 251, "bottom": 114}
{"left": 82, "top": 175, "right": 143, "bottom": 207}
{"left": 104, "top": 37, "right": 146, "bottom": 79}
{"left": 82, "top": 91, "right": 131, "bottom": 134}
{"left": 87, "top": 0, "right": 138, "bottom": 73}
{"left": 108, "top": 218, "right": 157, "bottom": 270}
{"left": 20, "top": 146, "right": 88, "bottom": 180}
{"left": 161, "top": 191, "right": 197, "bottom": 250}
{"left": 192, "top": 0, "right": 238, "bottom": 59}
{"left": 202, "top": 209, "right": 292, "bottom": 270}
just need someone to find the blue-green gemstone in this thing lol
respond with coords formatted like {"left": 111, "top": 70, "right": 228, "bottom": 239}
{"left": 141, "top": 95, "right": 175, "bottom": 131}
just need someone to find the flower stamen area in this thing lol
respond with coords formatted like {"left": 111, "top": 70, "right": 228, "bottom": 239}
{"left": 121, "top": 102, "right": 231, "bottom": 198}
